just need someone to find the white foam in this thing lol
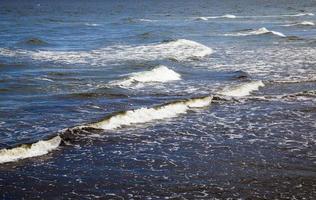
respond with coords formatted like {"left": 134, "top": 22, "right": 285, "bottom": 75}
{"left": 225, "top": 27, "right": 286, "bottom": 37}
{"left": 282, "top": 21, "right": 315, "bottom": 27}
{"left": 109, "top": 65, "right": 181, "bottom": 87}
{"left": 91, "top": 96, "right": 213, "bottom": 130}
{"left": 0, "top": 136, "right": 61, "bottom": 164}
{"left": 218, "top": 81, "right": 265, "bottom": 97}
{"left": 0, "top": 39, "right": 213, "bottom": 65}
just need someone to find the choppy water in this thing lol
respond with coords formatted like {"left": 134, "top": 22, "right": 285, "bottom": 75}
{"left": 0, "top": 0, "right": 316, "bottom": 199}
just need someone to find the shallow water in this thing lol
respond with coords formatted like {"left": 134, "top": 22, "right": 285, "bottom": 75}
{"left": 0, "top": 0, "right": 315, "bottom": 199}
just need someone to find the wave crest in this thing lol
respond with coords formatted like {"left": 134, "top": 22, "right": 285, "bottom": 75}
{"left": 90, "top": 96, "right": 213, "bottom": 130}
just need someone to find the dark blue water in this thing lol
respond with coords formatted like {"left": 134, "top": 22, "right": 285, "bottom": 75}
{"left": 0, "top": 0, "right": 316, "bottom": 199}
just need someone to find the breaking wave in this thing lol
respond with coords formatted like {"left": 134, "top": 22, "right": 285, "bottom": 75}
{"left": 0, "top": 96, "right": 212, "bottom": 163}
{"left": 218, "top": 81, "right": 265, "bottom": 97}
{"left": 90, "top": 96, "right": 213, "bottom": 130}
{"left": 224, "top": 27, "right": 286, "bottom": 37}
{"left": 0, "top": 136, "right": 61, "bottom": 164}
{"left": 0, "top": 39, "right": 213, "bottom": 65}
{"left": 109, "top": 65, "right": 181, "bottom": 87}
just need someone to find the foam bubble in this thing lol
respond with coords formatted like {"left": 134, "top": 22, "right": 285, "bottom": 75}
{"left": 0, "top": 136, "right": 61, "bottom": 164}
{"left": 90, "top": 96, "right": 213, "bottom": 130}
{"left": 218, "top": 81, "right": 265, "bottom": 97}
{"left": 109, "top": 65, "right": 181, "bottom": 87}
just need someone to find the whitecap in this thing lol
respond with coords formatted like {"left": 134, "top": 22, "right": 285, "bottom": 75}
{"left": 207, "top": 14, "right": 237, "bottom": 19}
{"left": 224, "top": 27, "right": 286, "bottom": 37}
{"left": 109, "top": 65, "right": 181, "bottom": 87}
{"left": 218, "top": 81, "right": 265, "bottom": 97}
{"left": 84, "top": 23, "right": 100, "bottom": 27}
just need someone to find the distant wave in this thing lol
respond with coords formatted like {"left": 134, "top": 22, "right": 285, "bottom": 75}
{"left": 138, "top": 19, "right": 157, "bottom": 22}
{"left": 195, "top": 14, "right": 236, "bottom": 21}
{"left": 20, "top": 38, "right": 48, "bottom": 46}
{"left": 195, "top": 13, "right": 314, "bottom": 20}
{"left": 218, "top": 81, "right": 265, "bottom": 97}
{"left": 271, "top": 77, "right": 316, "bottom": 84}
{"left": 283, "top": 13, "right": 314, "bottom": 17}
{"left": 224, "top": 27, "right": 286, "bottom": 37}
{"left": 0, "top": 39, "right": 213, "bottom": 65}
{"left": 282, "top": 21, "right": 315, "bottom": 27}
{"left": 84, "top": 23, "right": 100, "bottom": 27}
{"left": 109, "top": 65, "right": 181, "bottom": 87}
{"left": 0, "top": 136, "right": 61, "bottom": 164}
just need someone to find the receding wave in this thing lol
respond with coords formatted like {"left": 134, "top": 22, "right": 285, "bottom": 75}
{"left": 224, "top": 27, "right": 286, "bottom": 37}
{"left": 109, "top": 65, "right": 181, "bottom": 87}
{"left": 0, "top": 136, "right": 61, "bottom": 164}
{"left": 90, "top": 96, "right": 213, "bottom": 130}
{"left": 218, "top": 81, "right": 265, "bottom": 97}
{"left": 0, "top": 39, "right": 213, "bottom": 65}
{"left": 282, "top": 21, "right": 315, "bottom": 27}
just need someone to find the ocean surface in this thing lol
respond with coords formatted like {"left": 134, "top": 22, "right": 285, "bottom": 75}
{"left": 0, "top": 0, "right": 316, "bottom": 199}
